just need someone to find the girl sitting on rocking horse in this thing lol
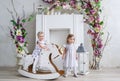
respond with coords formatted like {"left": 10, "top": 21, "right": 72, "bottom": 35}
{"left": 32, "top": 31, "right": 49, "bottom": 73}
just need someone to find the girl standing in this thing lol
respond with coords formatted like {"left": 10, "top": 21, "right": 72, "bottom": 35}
{"left": 62, "top": 34, "right": 78, "bottom": 77}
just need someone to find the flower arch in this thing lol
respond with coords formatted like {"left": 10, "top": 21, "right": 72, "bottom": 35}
{"left": 42, "top": 0, "right": 110, "bottom": 69}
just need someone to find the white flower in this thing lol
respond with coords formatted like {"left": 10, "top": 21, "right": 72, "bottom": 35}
{"left": 17, "top": 49, "right": 26, "bottom": 54}
{"left": 20, "top": 50, "right": 26, "bottom": 54}
{"left": 18, "top": 42, "right": 24, "bottom": 46}
{"left": 63, "top": 4, "right": 71, "bottom": 10}
{"left": 16, "top": 29, "right": 22, "bottom": 36}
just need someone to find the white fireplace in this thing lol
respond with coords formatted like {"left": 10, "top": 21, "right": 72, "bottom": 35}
{"left": 36, "top": 15, "right": 84, "bottom": 46}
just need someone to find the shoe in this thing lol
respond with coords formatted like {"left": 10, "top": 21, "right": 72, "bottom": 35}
{"left": 73, "top": 74, "right": 78, "bottom": 78}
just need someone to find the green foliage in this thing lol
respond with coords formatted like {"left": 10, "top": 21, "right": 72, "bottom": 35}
{"left": 28, "top": 15, "right": 34, "bottom": 22}
{"left": 100, "top": 21, "right": 104, "bottom": 25}
{"left": 59, "top": 0, "right": 68, "bottom": 2}
{"left": 18, "top": 46, "right": 23, "bottom": 51}
{"left": 22, "top": 19, "right": 26, "bottom": 23}
{"left": 24, "top": 42, "right": 27, "bottom": 47}
{"left": 55, "top": 6, "right": 62, "bottom": 11}
{"left": 96, "top": 1, "right": 101, "bottom": 8}
{"left": 11, "top": 20, "right": 16, "bottom": 26}
{"left": 85, "top": 8, "right": 90, "bottom": 13}
{"left": 100, "top": 32, "right": 104, "bottom": 35}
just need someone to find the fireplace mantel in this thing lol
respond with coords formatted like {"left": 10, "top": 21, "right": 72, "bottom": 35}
{"left": 36, "top": 15, "right": 84, "bottom": 46}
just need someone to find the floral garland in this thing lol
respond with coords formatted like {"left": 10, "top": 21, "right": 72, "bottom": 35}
{"left": 43, "top": 0, "right": 81, "bottom": 14}
{"left": 80, "top": 0, "right": 104, "bottom": 69}
{"left": 81, "top": 0, "right": 103, "bottom": 55}
{"left": 10, "top": 16, "right": 34, "bottom": 54}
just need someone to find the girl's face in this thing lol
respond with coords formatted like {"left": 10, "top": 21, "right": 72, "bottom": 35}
{"left": 38, "top": 33, "right": 44, "bottom": 41}
{"left": 68, "top": 36, "right": 75, "bottom": 44}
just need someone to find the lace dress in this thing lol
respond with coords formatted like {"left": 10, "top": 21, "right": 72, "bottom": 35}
{"left": 63, "top": 43, "right": 78, "bottom": 70}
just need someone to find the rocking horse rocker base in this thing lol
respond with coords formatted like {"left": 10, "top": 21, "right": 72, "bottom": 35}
{"left": 18, "top": 69, "right": 60, "bottom": 79}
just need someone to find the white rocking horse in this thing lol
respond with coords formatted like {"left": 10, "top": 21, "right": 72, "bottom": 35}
{"left": 17, "top": 44, "right": 64, "bottom": 79}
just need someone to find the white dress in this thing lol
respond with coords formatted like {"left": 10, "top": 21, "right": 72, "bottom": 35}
{"left": 32, "top": 40, "right": 46, "bottom": 58}
{"left": 63, "top": 43, "right": 78, "bottom": 70}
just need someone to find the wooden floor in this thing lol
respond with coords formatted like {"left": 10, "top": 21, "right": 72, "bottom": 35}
{"left": 0, "top": 67, "right": 120, "bottom": 81}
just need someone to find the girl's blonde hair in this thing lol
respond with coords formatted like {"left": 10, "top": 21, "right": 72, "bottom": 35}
{"left": 66, "top": 34, "right": 75, "bottom": 44}
{"left": 37, "top": 31, "right": 44, "bottom": 37}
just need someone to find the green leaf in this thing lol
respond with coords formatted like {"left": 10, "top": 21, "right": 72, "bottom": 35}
{"left": 15, "top": 41, "right": 18, "bottom": 44}
{"left": 18, "top": 46, "right": 23, "bottom": 51}
{"left": 22, "top": 19, "right": 26, "bottom": 23}
{"left": 99, "top": 9, "right": 102, "bottom": 12}
{"left": 11, "top": 20, "right": 17, "bottom": 26}
{"left": 100, "top": 21, "right": 104, "bottom": 25}
{"left": 80, "top": 1, "right": 84, "bottom": 5}
{"left": 28, "top": 15, "right": 34, "bottom": 22}
{"left": 90, "top": 23, "right": 94, "bottom": 26}
{"left": 55, "top": 6, "right": 62, "bottom": 11}
{"left": 96, "top": 1, "right": 101, "bottom": 8}
{"left": 59, "top": 0, "right": 68, "bottom": 2}
{"left": 85, "top": 8, "right": 89, "bottom": 13}
{"left": 24, "top": 42, "right": 27, "bottom": 47}
{"left": 100, "top": 32, "right": 104, "bottom": 35}
{"left": 28, "top": 18, "right": 32, "bottom": 21}
{"left": 23, "top": 33, "right": 27, "bottom": 38}
{"left": 14, "top": 31, "right": 16, "bottom": 35}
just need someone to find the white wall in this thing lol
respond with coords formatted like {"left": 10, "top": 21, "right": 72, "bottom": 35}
{"left": 0, "top": 0, "right": 41, "bottom": 67}
{"left": 0, "top": 0, "right": 120, "bottom": 68}
{"left": 100, "top": 0, "right": 120, "bottom": 67}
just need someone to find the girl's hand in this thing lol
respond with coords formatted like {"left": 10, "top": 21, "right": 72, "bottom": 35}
{"left": 44, "top": 47, "right": 50, "bottom": 51}
{"left": 62, "top": 48, "right": 66, "bottom": 59}
{"left": 46, "top": 47, "right": 50, "bottom": 51}
{"left": 62, "top": 55, "right": 65, "bottom": 59}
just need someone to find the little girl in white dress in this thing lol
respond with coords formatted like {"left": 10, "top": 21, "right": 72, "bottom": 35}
{"left": 62, "top": 34, "right": 78, "bottom": 77}
{"left": 32, "top": 32, "right": 49, "bottom": 73}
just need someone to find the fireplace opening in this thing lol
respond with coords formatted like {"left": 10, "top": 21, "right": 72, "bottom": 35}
{"left": 49, "top": 28, "right": 70, "bottom": 46}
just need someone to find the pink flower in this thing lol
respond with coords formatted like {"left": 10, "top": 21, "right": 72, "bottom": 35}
{"left": 81, "top": 5, "right": 87, "bottom": 9}
{"left": 95, "top": 17, "right": 100, "bottom": 23}
{"left": 70, "top": 0, "right": 76, "bottom": 8}
{"left": 90, "top": 9, "right": 96, "bottom": 15}
{"left": 94, "top": 0, "right": 99, "bottom": 3}
{"left": 94, "top": 49, "right": 101, "bottom": 56}
{"left": 89, "top": 16, "right": 94, "bottom": 22}
{"left": 94, "top": 23, "right": 100, "bottom": 28}
{"left": 87, "top": 2, "right": 92, "bottom": 8}
{"left": 87, "top": 29, "right": 92, "bottom": 34}
{"left": 63, "top": 4, "right": 71, "bottom": 10}
{"left": 98, "top": 44, "right": 103, "bottom": 48}
{"left": 16, "top": 36, "right": 24, "bottom": 43}
{"left": 14, "top": 26, "right": 17, "bottom": 30}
